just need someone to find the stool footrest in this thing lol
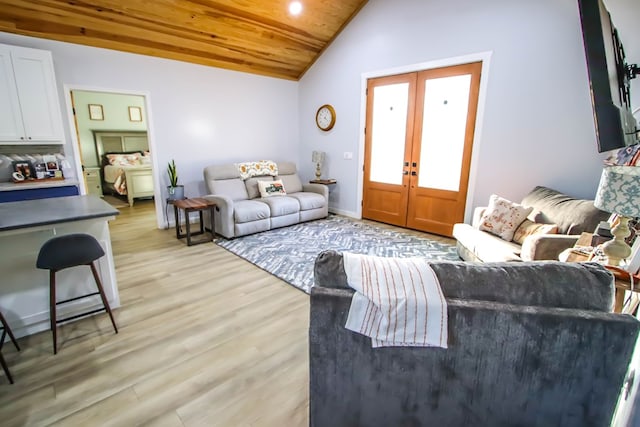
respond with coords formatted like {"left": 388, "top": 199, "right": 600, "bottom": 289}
{"left": 56, "top": 291, "right": 100, "bottom": 306}
{"left": 57, "top": 307, "right": 106, "bottom": 324}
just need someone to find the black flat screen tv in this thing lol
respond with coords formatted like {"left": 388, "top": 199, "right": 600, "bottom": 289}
{"left": 577, "top": 0, "right": 638, "bottom": 153}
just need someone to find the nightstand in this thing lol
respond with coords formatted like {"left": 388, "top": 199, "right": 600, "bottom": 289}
{"left": 84, "top": 167, "right": 103, "bottom": 197}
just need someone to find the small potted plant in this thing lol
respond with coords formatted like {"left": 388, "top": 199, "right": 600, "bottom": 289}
{"left": 167, "top": 159, "right": 184, "bottom": 200}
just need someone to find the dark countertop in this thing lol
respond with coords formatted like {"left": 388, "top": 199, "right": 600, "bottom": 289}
{"left": 0, "top": 195, "right": 119, "bottom": 232}
{"left": 0, "top": 178, "right": 80, "bottom": 191}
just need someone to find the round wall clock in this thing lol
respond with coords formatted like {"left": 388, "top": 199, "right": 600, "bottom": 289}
{"left": 316, "top": 104, "right": 336, "bottom": 131}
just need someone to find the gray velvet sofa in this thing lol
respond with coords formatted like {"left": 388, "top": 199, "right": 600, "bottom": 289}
{"left": 203, "top": 161, "right": 328, "bottom": 238}
{"left": 452, "top": 186, "right": 610, "bottom": 262}
{"left": 310, "top": 251, "right": 640, "bottom": 427}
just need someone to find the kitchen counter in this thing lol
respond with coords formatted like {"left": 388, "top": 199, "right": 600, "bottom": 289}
{"left": 0, "top": 194, "right": 118, "bottom": 232}
{"left": 0, "top": 178, "right": 81, "bottom": 203}
{"left": 0, "top": 195, "right": 120, "bottom": 338}
{"left": 0, "top": 178, "right": 80, "bottom": 191}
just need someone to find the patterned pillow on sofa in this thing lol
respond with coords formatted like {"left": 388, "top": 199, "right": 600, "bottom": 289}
{"left": 258, "top": 179, "right": 287, "bottom": 197}
{"left": 479, "top": 194, "right": 533, "bottom": 241}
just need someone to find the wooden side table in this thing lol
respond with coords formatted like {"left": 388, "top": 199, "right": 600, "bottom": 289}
{"left": 172, "top": 198, "right": 216, "bottom": 246}
{"left": 562, "top": 232, "right": 640, "bottom": 314}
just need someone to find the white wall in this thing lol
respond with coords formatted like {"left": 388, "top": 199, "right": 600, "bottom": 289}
{"left": 299, "top": 0, "right": 611, "bottom": 218}
{"left": 0, "top": 31, "right": 299, "bottom": 226}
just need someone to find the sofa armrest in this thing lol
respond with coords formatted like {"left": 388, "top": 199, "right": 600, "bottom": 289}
{"left": 520, "top": 234, "right": 580, "bottom": 261}
{"left": 302, "top": 183, "right": 329, "bottom": 200}
{"left": 203, "top": 194, "right": 235, "bottom": 238}
{"left": 472, "top": 206, "right": 487, "bottom": 228}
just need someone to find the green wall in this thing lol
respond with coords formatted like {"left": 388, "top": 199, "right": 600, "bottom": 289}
{"left": 73, "top": 91, "right": 147, "bottom": 167}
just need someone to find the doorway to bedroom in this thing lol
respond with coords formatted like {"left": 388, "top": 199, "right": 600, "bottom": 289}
{"left": 68, "top": 89, "right": 159, "bottom": 221}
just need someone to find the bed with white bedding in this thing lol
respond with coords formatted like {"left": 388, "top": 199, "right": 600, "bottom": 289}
{"left": 94, "top": 131, "right": 153, "bottom": 206}
{"left": 103, "top": 162, "right": 154, "bottom": 207}
{"left": 95, "top": 131, "right": 154, "bottom": 207}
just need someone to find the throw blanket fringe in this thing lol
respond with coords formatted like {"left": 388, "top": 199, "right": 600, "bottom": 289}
{"left": 343, "top": 253, "right": 448, "bottom": 348}
{"left": 235, "top": 160, "right": 278, "bottom": 180}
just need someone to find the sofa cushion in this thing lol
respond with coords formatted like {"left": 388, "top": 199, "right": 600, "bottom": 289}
{"left": 452, "top": 223, "right": 522, "bottom": 262}
{"left": 289, "top": 192, "right": 326, "bottom": 211}
{"left": 521, "top": 186, "right": 609, "bottom": 235}
{"left": 245, "top": 177, "right": 273, "bottom": 199}
{"left": 233, "top": 199, "right": 270, "bottom": 223}
{"left": 260, "top": 195, "right": 299, "bottom": 217}
{"left": 208, "top": 178, "right": 248, "bottom": 201}
{"left": 278, "top": 173, "right": 303, "bottom": 194}
{"left": 479, "top": 194, "right": 533, "bottom": 241}
{"left": 512, "top": 220, "right": 558, "bottom": 245}
{"left": 277, "top": 162, "right": 297, "bottom": 175}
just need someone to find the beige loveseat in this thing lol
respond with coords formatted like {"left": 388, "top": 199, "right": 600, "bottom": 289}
{"left": 452, "top": 186, "right": 610, "bottom": 262}
{"left": 203, "top": 161, "right": 328, "bottom": 238}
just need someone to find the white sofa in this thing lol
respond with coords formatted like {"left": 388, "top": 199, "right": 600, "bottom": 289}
{"left": 452, "top": 186, "right": 609, "bottom": 262}
{"left": 203, "top": 161, "right": 328, "bottom": 238}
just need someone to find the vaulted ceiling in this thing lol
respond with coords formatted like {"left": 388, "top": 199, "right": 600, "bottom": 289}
{"left": 0, "top": 0, "right": 368, "bottom": 80}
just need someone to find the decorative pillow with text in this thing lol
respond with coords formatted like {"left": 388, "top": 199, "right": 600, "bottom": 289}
{"left": 258, "top": 179, "right": 287, "bottom": 197}
{"left": 479, "top": 194, "right": 533, "bottom": 241}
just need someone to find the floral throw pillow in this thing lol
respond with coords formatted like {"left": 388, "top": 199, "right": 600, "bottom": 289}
{"left": 479, "top": 194, "right": 533, "bottom": 241}
{"left": 512, "top": 220, "right": 558, "bottom": 245}
{"left": 258, "top": 179, "right": 286, "bottom": 197}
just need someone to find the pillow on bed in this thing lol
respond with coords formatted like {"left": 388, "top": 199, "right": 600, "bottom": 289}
{"left": 106, "top": 153, "right": 141, "bottom": 166}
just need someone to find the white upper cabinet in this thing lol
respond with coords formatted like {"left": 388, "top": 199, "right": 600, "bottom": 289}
{"left": 0, "top": 47, "right": 24, "bottom": 140}
{"left": 0, "top": 44, "right": 64, "bottom": 144}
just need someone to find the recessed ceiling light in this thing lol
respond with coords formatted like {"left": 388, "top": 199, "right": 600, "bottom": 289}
{"left": 289, "top": 1, "right": 303, "bottom": 16}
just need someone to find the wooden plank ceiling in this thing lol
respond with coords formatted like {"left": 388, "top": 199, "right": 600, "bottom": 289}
{"left": 0, "top": 0, "right": 368, "bottom": 80}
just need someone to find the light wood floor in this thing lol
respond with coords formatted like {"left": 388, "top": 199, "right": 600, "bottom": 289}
{"left": 0, "top": 200, "right": 454, "bottom": 426}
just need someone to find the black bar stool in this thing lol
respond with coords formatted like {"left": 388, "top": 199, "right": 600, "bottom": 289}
{"left": 36, "top": 233, "right": 118, "bottom": 354}
{"left": 0, "top": 310, "right": 20, "bottom": 384}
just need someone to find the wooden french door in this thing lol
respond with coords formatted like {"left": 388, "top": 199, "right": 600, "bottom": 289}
{"left": 362, "top": 62, "right": 482, "bottom": 237}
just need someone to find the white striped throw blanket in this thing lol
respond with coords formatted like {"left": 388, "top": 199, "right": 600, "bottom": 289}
{"left": 235, "top": 160, "right": 278, "bottom": 180}
{"left": 343, "top": 253, "right": 448, "bottom": 348}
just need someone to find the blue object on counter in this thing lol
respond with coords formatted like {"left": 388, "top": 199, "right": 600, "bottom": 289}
{"left": 0, "top": 185, "right": 79, "bottom": 203}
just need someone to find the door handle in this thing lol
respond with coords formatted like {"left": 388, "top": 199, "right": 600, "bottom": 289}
{"left": 412, "top": 162, "right": 417, "bottom": 167}
{"left": 403, "top": 171, "right": 409, "bottom": 175}
{"left": 411, "top": 171, "right": 417, "bottom": 176}
{"left": 404, "top": 162, "right": 409, "bottom": 167}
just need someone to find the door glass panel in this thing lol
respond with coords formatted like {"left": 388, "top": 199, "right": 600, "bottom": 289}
{"left": 418, "top": 74, "right": 471, "bottom": 191}
{"left": 370, "top": 83, "right": 409, "bottom": 185}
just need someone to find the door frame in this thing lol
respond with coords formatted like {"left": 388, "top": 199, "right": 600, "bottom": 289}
{"left": 357, "top": 51, "right": 493, "bottom": 224}
{"left": 62, "top": 84, "right": 165, "bottom": 229}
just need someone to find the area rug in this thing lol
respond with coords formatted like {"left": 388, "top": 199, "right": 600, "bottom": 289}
{"left": 215, "top": 215, "right": 459, "bottom": 293}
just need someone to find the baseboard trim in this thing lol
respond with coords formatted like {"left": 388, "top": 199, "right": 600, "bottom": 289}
{"left": 329, "top": 207, "right": 359, "bottom": 219}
